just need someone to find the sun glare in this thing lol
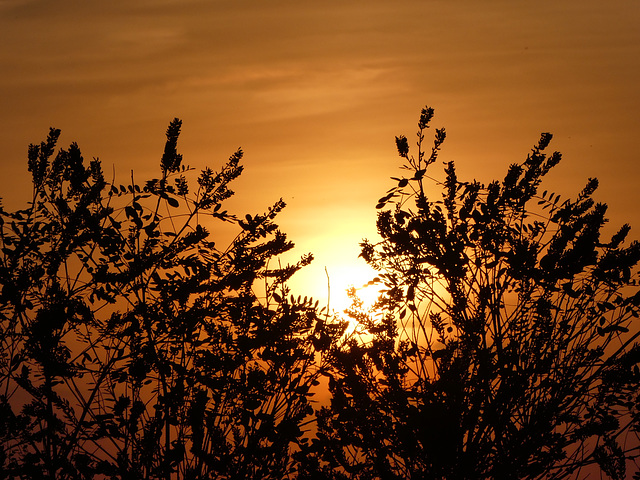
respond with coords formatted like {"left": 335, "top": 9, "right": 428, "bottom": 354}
{"left": 322, "top": 263, "right": 383, "bottom": 317}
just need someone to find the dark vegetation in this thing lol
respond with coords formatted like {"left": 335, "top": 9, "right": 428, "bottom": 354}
{"left": 2, "top": 107, "right": 640, "bottom": 479}
{"left": 0, "top": 119, "right": 346, "bottom": 479}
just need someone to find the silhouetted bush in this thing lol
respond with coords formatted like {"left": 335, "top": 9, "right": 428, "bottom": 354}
{"left": 0, "top": 120, "right": 345, "bottom": 480}
{"left": 305, "top": 106, "right": 640, "bottom": 480}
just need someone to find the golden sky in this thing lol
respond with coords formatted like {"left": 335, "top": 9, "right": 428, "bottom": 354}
{"left": 1, "top": 0, "right": 639, "bottom": 312}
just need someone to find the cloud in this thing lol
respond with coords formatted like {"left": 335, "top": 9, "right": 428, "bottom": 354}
{"left": 242, "top": 62, "right": 400, "bottom": 120}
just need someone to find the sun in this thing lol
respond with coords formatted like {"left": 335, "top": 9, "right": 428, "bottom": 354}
{"left": 286, "top": 256, "right": 382, "bottom": 315}
{"left": 321, "top": 262, "right": 383, "bottom": 318}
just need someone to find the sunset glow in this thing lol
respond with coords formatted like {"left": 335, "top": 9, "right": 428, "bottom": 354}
{"left": 3, "top": 2, "right": 640, "bottom": 477}
{"left": 2, "top": 2, "right": 639, "bottom": 295}
{"left": 0, "top": 0, "right": 638, "bottom": 333}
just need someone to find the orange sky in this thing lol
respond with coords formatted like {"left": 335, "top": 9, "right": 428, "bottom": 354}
{"left": 1, "top": 0, "right": 639, "bottom": 312}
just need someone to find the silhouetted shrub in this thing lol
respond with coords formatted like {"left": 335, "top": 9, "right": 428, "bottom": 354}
{"left": 306, "top": 106, "right": 640, "bottom": 480}
{"left": 0, "top": 120, "right": 345, "bottom": 480}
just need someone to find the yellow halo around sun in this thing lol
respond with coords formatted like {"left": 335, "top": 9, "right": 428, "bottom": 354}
{"left": 321, "top": 263, "right": 383, "bottom": 318}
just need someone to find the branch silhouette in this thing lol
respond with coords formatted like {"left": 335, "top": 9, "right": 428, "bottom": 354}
{"left": 0, "top": 120, "right": 345, "bottom": 479}
{"left": 303, "top": 106, "right": 640, "bottom": 480}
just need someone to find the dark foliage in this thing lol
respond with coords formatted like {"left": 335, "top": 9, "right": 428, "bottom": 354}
{"left": 0, "top": 119, "right": 345, "bottom": 479}
{"left": 305, "top": 107, "right": 640, "bottom": 479}
{"left": 5, "top": 108, "right": 640, "bottom": 480}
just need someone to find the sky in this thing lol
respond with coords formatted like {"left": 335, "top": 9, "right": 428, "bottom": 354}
{"left": 1, "top": 0, "right": 639, "bottom": 313}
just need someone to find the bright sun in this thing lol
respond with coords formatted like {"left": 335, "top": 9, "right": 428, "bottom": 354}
{"left": 317, "top": 262, "right": 383, "bottom": 318}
